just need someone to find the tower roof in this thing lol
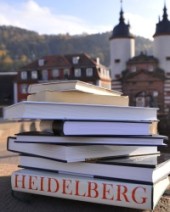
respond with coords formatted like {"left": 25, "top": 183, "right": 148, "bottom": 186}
{"left": 127, "top": 52, "right": 159, "bottom": 64}
{"left": 153, "top": 4, "right": 170, "bottom": 37}
{"left": 110, "top": 6, "right": 134, "bottom": 39}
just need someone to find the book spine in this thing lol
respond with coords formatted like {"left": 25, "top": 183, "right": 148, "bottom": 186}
{"left": 39, "top": 120, "right": 64, "bottom": 135}
{"left": 11, "top": 171, "right": 152, "bottom": 210}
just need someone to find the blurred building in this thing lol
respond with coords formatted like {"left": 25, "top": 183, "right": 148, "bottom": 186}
{"left": 110, "top": 3, "right": 170, "bottom": 118}
{"left": 15, "top": 53, "right": 111, "bottom": 102}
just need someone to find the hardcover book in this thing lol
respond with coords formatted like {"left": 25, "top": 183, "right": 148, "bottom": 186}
{"left": 3, "top": 101, "right": 158, "bottom": 121}
{"left": 27, "top": 90, "right": 129, "bottom": 106}
{"left": 18, "top": 153, "right": 170, "bottom": 184}
{"left": 7, "top": 137, "right": 160, "bottom": 162}
{"left": 27, "top": 80, "right": 122, "bottom": 96}
{"left": 39, "top": 119, "right": 158, "bottom": 136}
{"left": 11, "top": 169, "right": 170, "bottom": 210}
{"left": 14, "top": 131, "right": 167, "bottom": 146}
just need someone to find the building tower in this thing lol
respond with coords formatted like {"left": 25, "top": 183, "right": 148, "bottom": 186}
{"left": 110, "top": 3, "right": 135, "bottom": 81}
{"left": 153, "top": 3, "right": 170, "bottom": 73}
{"left": 153, "top": 3, "right": 170, "bottom": 114}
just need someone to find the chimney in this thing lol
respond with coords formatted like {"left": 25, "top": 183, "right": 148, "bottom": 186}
{"left": 96, "top": 57, "right": 100, "bottom": 65}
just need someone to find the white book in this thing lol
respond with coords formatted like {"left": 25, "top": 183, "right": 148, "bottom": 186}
{"left": 14, "top": 132, "right": 167, "bottom": 146}
{"left": 27, "top": 90, "right": 129, "bottom": 106}
{"left": 27, "top": 80, "right": 122, "bottom": 96}
{"left": 8, "top": 137, "right": 159, "bottom": 162}
{"left": 11, "top": 169, "right": 170, "bottom": 210}
{"left": 39, "top": 119, "right": 158, "bottom": 136}
{"left": 3, "top": 101, "right": 158, "bottom": 121}
{"left": 18, "top": 153, "right": 170, "bottom": 184}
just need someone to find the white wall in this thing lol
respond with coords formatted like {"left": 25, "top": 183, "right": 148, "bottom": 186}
{"left": 153, "top": 36, "right": 170, "bottom": 72}
{"left": 110, "top": 38, "right": 135, "bottom": 79}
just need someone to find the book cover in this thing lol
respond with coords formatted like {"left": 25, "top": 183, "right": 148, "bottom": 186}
{"left": 15, "top": 131, "right": 167, "bottom": 146}
{"left": 7, "top": 137, "right": 159, "bottom": 162}
{"left": 11, "top": 169, "right": 170, "bottom": 210}
{"left": 27, "top": 90, "right": 129, "bottom": 106}
{"left": 18, "top": 153, "right": 170, "bottom": 184}
{"left": 96, "top": 153, "right": 170, "bottom": 168}
{"left": 3, "top": 101, "right": 158, "bottom": 121}
{"left": 39, "top": 119, "right": 158, "bottom": 136}
{"left": 27, "top": 80, "right": 122, "bottom": 96}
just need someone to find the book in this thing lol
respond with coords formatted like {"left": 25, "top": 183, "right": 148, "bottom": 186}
{"left": 39, "top": 119, "right": 158, "bottom": 136}
{"left": 11, "top": 169, "right": 170, "bottom": 210}
{"left": 27, "top": 90, "right": 129, "bottom": 106}
{"left": 27, "top": 80, "right": 122, "bottom": 96}
{"left": 18, "top": 153, "right": 170, "bottom": 184}
{"left": 14, "top": 132, "right": 167, "bottom": 146}
{"left": 7, "top": 137, "right": 160, "bottom": 162}
{"left": 3, "top": 101, "right": 158, "bottom": 121}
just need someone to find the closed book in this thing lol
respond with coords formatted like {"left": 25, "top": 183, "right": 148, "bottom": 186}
{"left": 18, "top": 153, "right": 170, "bottom": 184}
{"left": 15, "top": 131, "right": 167, "bottom": 146}
{"left": 3, "top": 101, "right": 158, "bottom": 121}
{"left": 7, "top": 137, "right": 159, "bottom": 162}
{"left": 27, "top": 90, "right": 129, "bottom": 106}
{"left": 27, "top": 80, "right": 122, "bottom": 96}
{"left": 39, "top": 119, "right": 158, "bottom": 136}
{"left": 11, "top": 169, "right": 170, "bottom": 210}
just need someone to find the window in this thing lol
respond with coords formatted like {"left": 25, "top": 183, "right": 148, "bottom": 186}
{"left": 153, "top": 90, "right": 158, "bottom": 97}
{"left": 72, "top": 56, "right": 80, "bottom": 64}
{"left": 64, "top": 69, "right": 70, "bottom": 78}
{"left": 21, "top": 71, "right": 27, "bottom": 80}
{"left": 20, "top": 84, "right": 28, "bottom": 94}
{"left": 115, "top": 74, "right": 121, "bottom": 79}
{"left": 74, "top": 68, "right": 81, "bottom": 77}
{"left": 166, "top": 72, "right": 170, "bottom": 77}
{"left": 38, "top": 59, "right": 45, "bottom": 66}
{"left": 100, "top": 68, "right": 104, "bottom": 75}
{"left": 115, "top": 59, "right": 120, "bottom": 63}
{"left": 42, "top": 70, "right": 48, "bottom": 81}
{"left": 106, "top": 69, "right": 110, "bottom": 77}
{"left": 131, "top": 66, "right": 136, "bottom": 72}
{"left": 31, "top": 70, "right": 38, "bottom": 79}
{"left": 86, "top": 68, "right": 93, "bottom": 76}
{"left": 52, "top": 69, "right": 59, "bottom": 78}
{"left": 148, "top": 65, "right": 154, "bottom": 72}
{"left": 136, "top": 97, "right": 145, "bottom": 107}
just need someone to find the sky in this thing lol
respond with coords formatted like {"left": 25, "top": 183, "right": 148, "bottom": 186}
{"left": 0, "top": 0, "right": 169, "bottom": 40}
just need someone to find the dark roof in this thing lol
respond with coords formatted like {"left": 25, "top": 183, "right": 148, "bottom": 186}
{"left": 153, "top": 5, "right": 170, "bottom": 37}
{"left": 110, "top": 8, "right": 134, "bottom": 39}
{"left": 20, "top": 53, "right": 104, "bottom": 71}
{"left": 21, "top": 55, "right": 71, "bottom": 70}
{"left": 122, "top": 69, "right": 165, "bottom": 81}
{"left": 64, "top": 53, "right": 97, "bottom": 67}
{"left": 127, "top": 52, "right": 158, "bottom": 64}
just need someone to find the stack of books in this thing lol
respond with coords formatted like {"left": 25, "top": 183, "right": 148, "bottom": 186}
{"left": 4, "top": 80, "right": 170, "bottom": 210}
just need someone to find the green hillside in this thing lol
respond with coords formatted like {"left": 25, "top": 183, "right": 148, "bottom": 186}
{"left": 0, "top": 26, "right": 153, "bottom": 71}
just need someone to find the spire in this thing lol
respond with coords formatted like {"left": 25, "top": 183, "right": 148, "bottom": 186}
{"left": 119, "top": 0, "right": 125, "bottom": 23}
{"left": 119, "top": 8, "right": 125, "bottom": 23}
{"left": 120, "top": 0, "right": 123, "bottom": 8}
{"left": 109, "top": 0, "right": 134, "bottom": 39}
{"left": 153, "top": 2, "right": 170, "bottom": 37}
{"left": 163, "top": 3, "right": 168, "bottom": 21}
